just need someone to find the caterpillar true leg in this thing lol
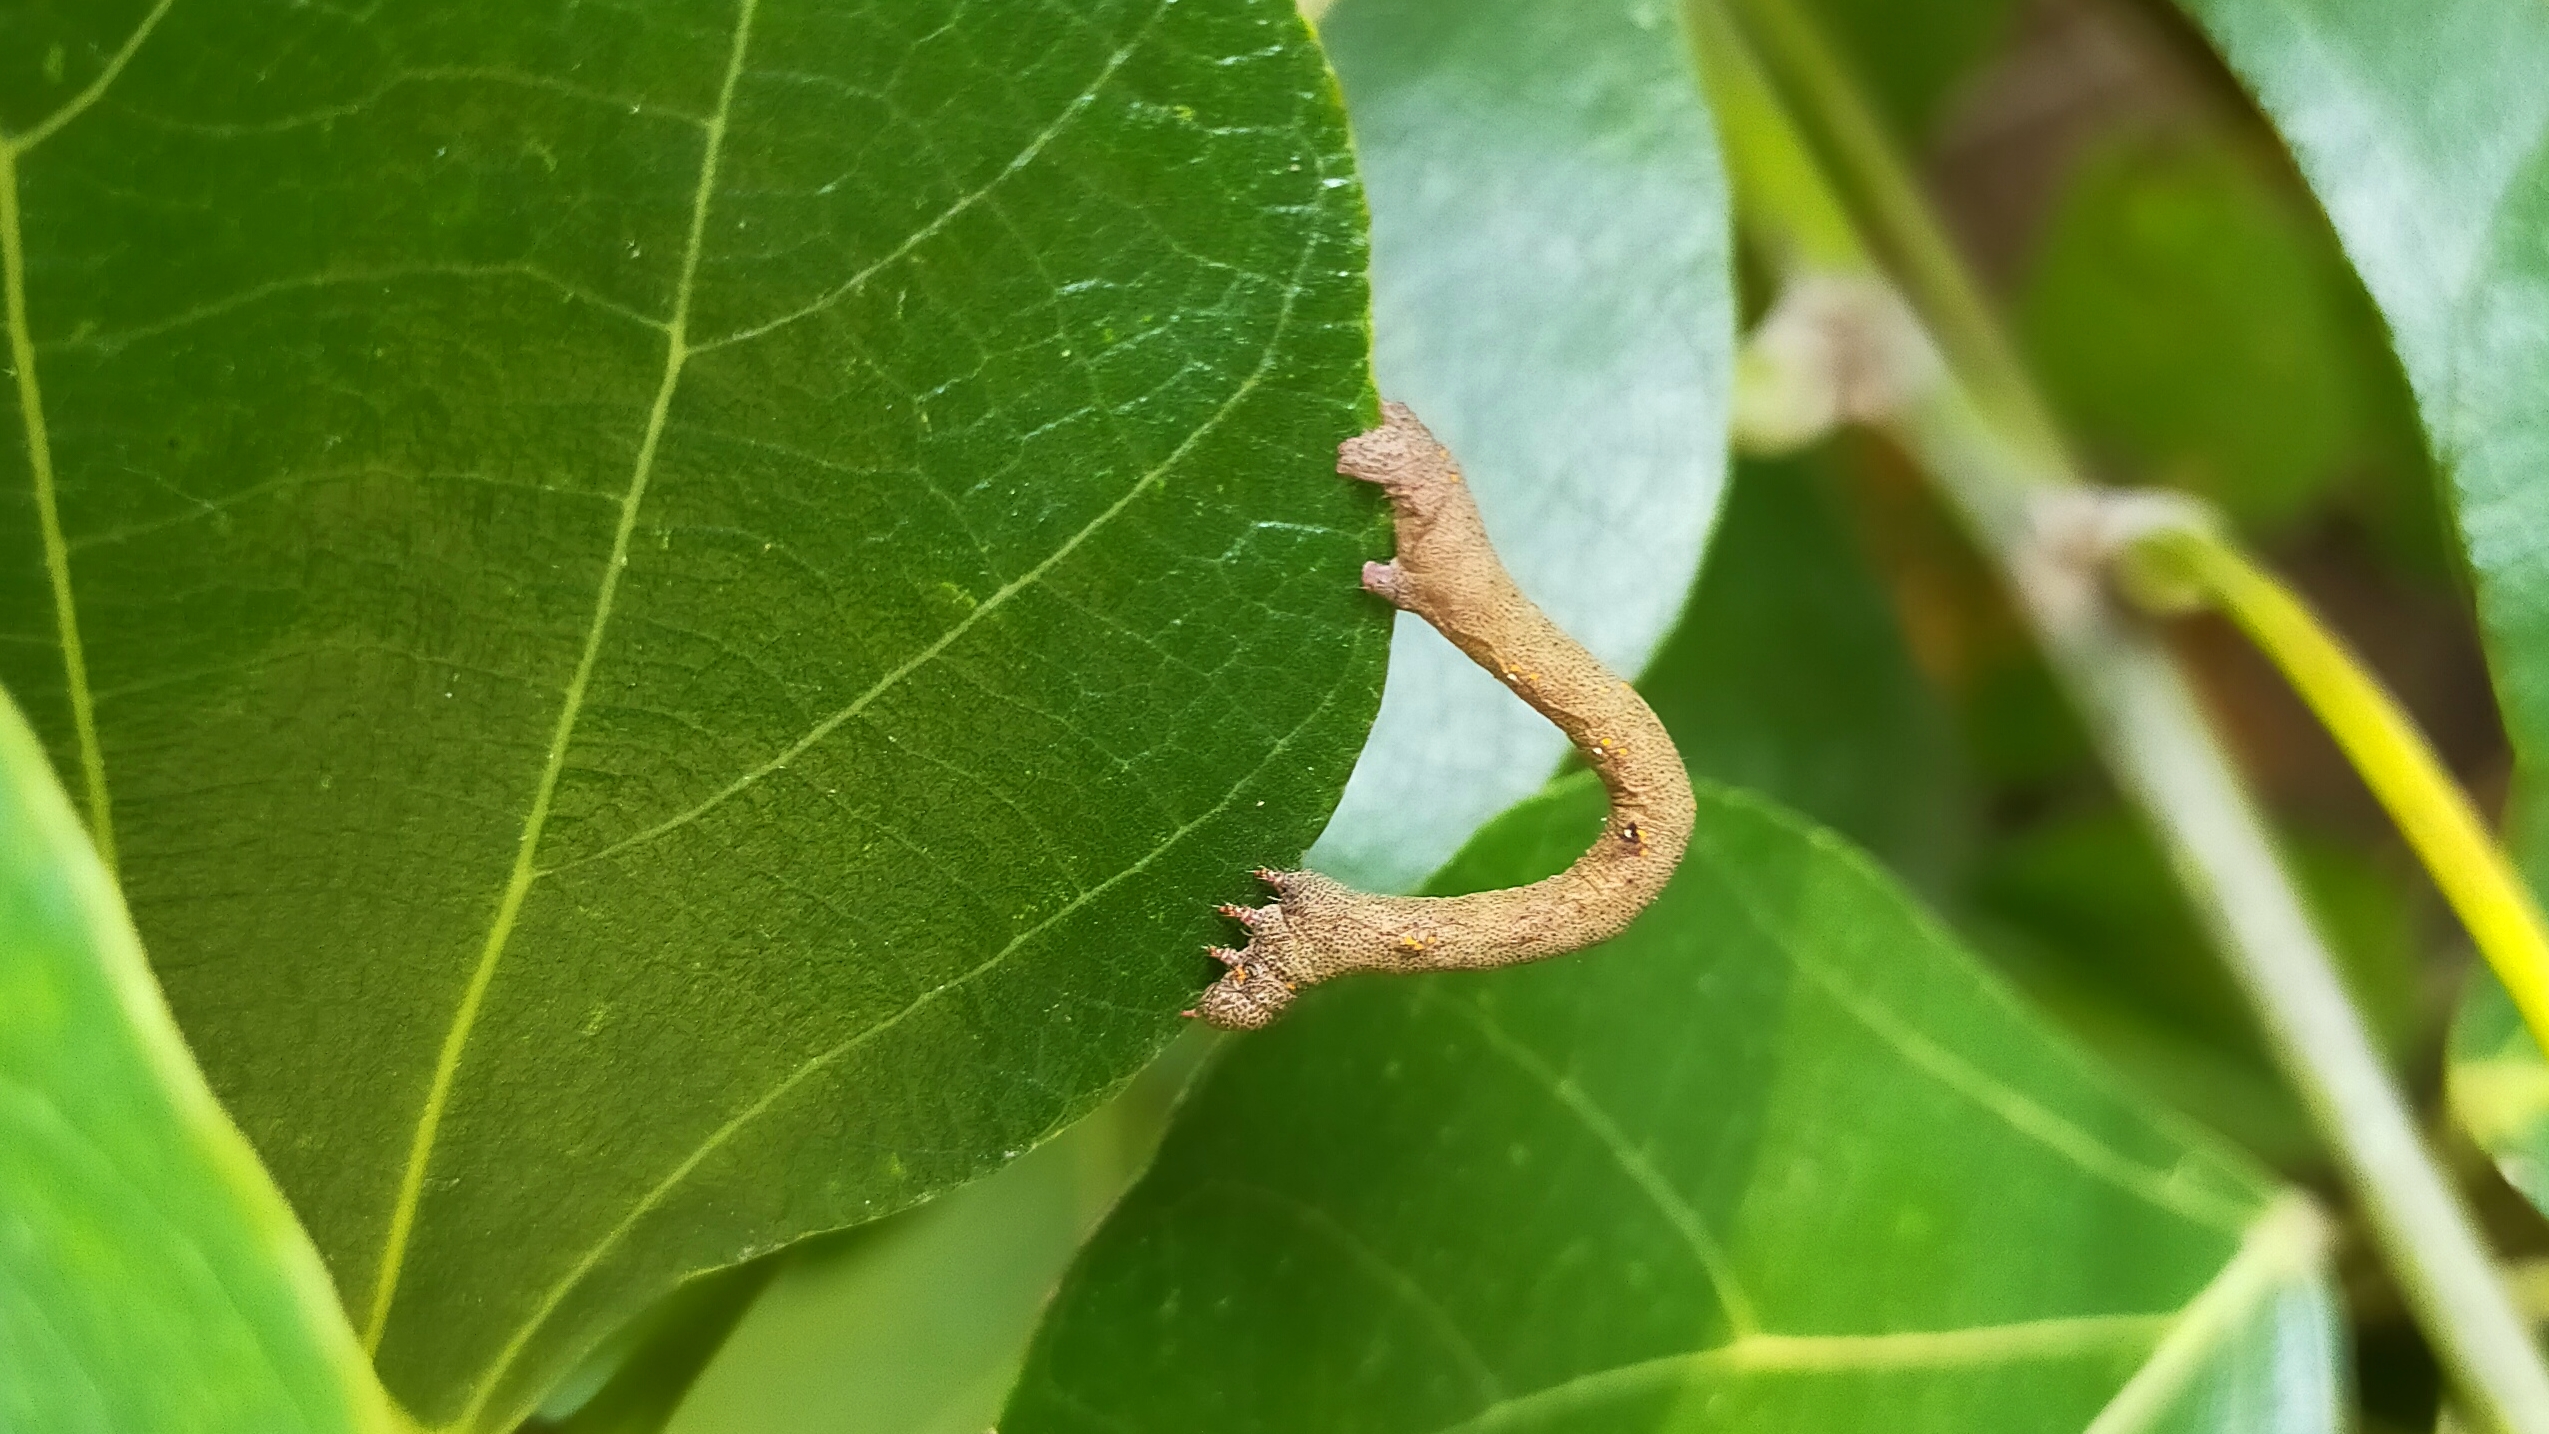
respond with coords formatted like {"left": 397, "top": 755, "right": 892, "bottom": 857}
{"left": 1190, "top": 403, "right": 1695, "bottom": 1030}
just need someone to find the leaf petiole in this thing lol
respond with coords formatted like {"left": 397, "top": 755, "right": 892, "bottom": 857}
{"left": 2129, "top": 523, "right": 2549, "bottom": 1059}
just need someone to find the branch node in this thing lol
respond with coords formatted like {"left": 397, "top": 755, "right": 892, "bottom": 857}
{"left": 2014, "top": 486, "right": 2218, "bottom": 634}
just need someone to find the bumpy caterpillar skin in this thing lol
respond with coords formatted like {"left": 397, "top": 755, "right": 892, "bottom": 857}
{"left": 1192, "top": 403, "right": 1696, "bottom": 1030}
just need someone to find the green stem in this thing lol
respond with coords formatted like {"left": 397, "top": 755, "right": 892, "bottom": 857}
{"left": 1725, "top": 0, "right": 2060, "bottom": 460}
{"left": 2138, "top": 526, "right": 2549, "bottom": 1064}
{"left": 1688, "top": 3, "right": 2549, "bottom": 1427}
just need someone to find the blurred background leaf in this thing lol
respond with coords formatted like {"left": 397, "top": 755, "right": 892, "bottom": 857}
{"left": 1638, "top": 448, "right": 1965, "bottom": 895}
{"left": 1706, "top": 3, "right": 2520, "bottom": 1423}
{"left": 1812, "top": 0, "right": 2017, "bottom": 144}
{"left": 2015, "top": 133, "right": 2430, "bottom": 540}
{"left": 639, "top": 1036, "right": 1207, "bottom": 1434}
{"left": 2451, "top": 972, "right": 2549, "bottom": 1223}
{"left": 2158, "top": 0, "right": 2549, "bottom": 881}
{"left": 1761, "top": 0, "right": 2488, "bottom": 1161}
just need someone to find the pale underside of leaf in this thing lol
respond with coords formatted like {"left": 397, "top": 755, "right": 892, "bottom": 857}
{"left": 1300, "top": 0, "right": 1733, "bottom": 893}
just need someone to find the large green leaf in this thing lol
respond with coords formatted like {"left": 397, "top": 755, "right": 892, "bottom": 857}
{"left": 2167, "top": 0, "right": 2549, "bottom": 849}
{"left": 667, "top": 451, "right": 1945, "bottom": 1434}
{"left": 1299, "top": 0, "right": 1733, "bottom": 893}
{"left": 0, "top": 687, "right": 394, "bottom": 1433}
{"left": 0, "top": 1, "right": 1380, "bottom": 1425}
{"left": 1002, "top": 778, "right": 2340, "bottom": 1433}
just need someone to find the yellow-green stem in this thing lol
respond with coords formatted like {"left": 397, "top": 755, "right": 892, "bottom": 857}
{"left": 2139, "top": 526, "right": 2549, "bottom": 1056}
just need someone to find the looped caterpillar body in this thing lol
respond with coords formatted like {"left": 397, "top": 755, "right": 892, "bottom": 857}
{"left": 1190, "top": 403, "right": 1694, "bottom": 1030}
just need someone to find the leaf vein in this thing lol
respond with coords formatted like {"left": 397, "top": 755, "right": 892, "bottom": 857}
{"left": 542, "top": 273, "right": 1305, "bottom": 878}
{"left": 4, "top": 0, "right": 180, "bottom": 154}
{"left": 115, "top": 65, "right": 711, "bottom": 139}
{"left": 2, "top": 147, "right": 115, "bottom": 869}
{"left": 361, "top": 0, "right": 763, "bottom": 1353}
{"left": 1416, "top": 1311, "right": 2172, "bottom": 1434}
{"left": 688, "top": 0, "right": 1173, "bottom": 355}
{"left": 42, "top": 263, "right": 669, "bottom": 358}
{"left": 459, "top": 609, "right": 1360, "bottom": 1423}
{"left": 1693, "top": 818, "right": 2255, "bottom": 1234}
{"left": 1444, "top": 995, "right": 1762, "bottom": 1337}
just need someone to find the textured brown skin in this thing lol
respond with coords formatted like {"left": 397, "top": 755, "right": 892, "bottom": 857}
{"left": 1193, "top": 403, "right": 1696, "bottom": 1030}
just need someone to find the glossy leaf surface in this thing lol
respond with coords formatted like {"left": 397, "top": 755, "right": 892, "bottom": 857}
{"left": 1004, "top": 779, "right": 2341, "bottom": 1433}
{"left": 0, "top": 1, "right": 1380, "bottom": 1423}
{"left": 0, "top": 689, "right": 393, "bottom": 1434}
{"left": 1302, "top": 0, "right": 1733, "bottom": 892}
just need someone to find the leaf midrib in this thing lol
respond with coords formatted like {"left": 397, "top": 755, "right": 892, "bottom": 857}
{"left": 1, "top": 0, "right": 180, "bottom": 875}
{"left": 368, "top": 0, "right": 1191, "bottom": 1369}
{"left": 358, "top": 0, "right": 765, "bottom": 1352}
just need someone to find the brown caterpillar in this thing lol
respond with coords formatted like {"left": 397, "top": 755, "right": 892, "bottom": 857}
{"left": 1190, "top": 403, "right": 1696, "bottom": 1030}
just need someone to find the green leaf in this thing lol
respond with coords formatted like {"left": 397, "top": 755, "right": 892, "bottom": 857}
{"left": 0, "top": 2, "right": 1380, "bottom": 1425}
{"left": 1300, "top": 0, "right": 1734, "bottom": 893}
{"left": 1002, "top": 778, "right": 2341, "bottom": 1433}
{"left": 2449, "top": 970, "right": 2549, "bottom": 1219}
{"left": 0, "top": 686, "right": 395, "bottom": 1433}
{"left": 1638, "top": 450, "right": 1964, "bottom": 894}
{"left": 2166, "top": 0, "right": 2549, "bottom": 842}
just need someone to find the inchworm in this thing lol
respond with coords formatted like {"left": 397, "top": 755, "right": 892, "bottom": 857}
{"left": 1190, "top": 403, "right": 1695, "bottom": 1030}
